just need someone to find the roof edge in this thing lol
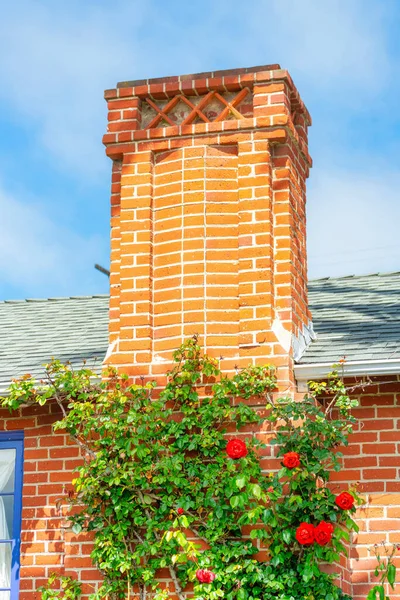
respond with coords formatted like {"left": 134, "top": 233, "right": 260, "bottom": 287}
{"left": 309, "top": 271, "right": 400, "bottom": 283}
{"left": 295, "top": 358, "right": 400, "bottom": 388}
{"left": 0, "top": 375, "right": 102, "bottom": 399}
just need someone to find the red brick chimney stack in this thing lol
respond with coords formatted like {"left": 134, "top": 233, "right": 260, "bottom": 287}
{"left": 103, "top": 64, "right": 313, "bottom": 388}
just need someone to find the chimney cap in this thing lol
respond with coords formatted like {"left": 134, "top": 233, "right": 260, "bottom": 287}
{"left": 116, "top": 63, "right": 281, "bottom": 89}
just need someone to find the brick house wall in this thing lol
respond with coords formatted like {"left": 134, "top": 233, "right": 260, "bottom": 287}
{"left": 1, "top": 65, "right": 399, "bottom": 599}
{"left": 0, "top": 402, "right": 97, "bottom": 600}
{"left": 338, "top": 375, "right": 400, "bottom": 599}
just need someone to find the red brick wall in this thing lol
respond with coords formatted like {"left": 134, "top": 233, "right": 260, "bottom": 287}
{"left": 335, "top": 376, "right": 400, "bottom": 599}
{"left": 0, "top": 403, "right": 98, "bottom": 600}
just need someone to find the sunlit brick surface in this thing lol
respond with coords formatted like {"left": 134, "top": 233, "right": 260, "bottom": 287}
{"left": 104, "top": 65, "right": 312, "bottom": 390}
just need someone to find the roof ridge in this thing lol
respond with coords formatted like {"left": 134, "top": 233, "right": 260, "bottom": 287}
{"left": 2, "top": 271, "right": 400, "bottom": 302}
{"left": 309, "top": 271, "right": 400, "bottom": 283}
{"left": 0, "top": 294, "right": 110, "bottom": 304}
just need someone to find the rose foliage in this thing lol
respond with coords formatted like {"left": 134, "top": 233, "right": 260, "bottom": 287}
{"left": 1, "top": 338, "right": 364, "bottom": 600}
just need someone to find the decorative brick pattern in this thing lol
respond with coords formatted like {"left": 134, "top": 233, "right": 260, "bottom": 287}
{"left": 141, "top": 89, "right": 253, "bottom": 129}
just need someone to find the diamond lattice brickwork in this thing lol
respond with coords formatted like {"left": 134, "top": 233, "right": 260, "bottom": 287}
{"left": 141, "top": 88, "right": 253, "bottom": 129}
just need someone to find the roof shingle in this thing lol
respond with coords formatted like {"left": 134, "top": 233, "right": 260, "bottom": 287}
{"left": 301, "top": 272, "right": 400, "bottom": 364}
{"left": 0, "top": 295, "right": 109, "bottom": 391}
{"left": 1, "top": 272, "right": 399, "bottom": 391}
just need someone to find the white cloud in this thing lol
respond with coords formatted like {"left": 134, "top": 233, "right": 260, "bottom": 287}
{"left": 248, "top": 0, "right": 392, "bottom": 100}
{"left": 307, "top": 168, "right": 400, "bottom": 278}
{"left": 0, "top": 0, "right": 399, "bottom": 297}
{"left": 0, "top": 1, "right": 149, "bottom": 177}
{"left": 0, "top": 0, "right": 395, "bottom": 181}
{"left": 0, "top": 185, "right": 107, "bottom": 298}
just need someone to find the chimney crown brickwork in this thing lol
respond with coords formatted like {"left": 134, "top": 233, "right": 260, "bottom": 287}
{"left": 103, "top": 64, "right": 313, "bottom": 387}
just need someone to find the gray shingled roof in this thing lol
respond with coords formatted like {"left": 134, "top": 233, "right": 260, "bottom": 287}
{"left": 301, "top": 272, "right": 400, "bottom": 364}
{"left": 0, "top": 272, "right": 399, "bottom": 392}
{"left": 0, "top": 295, "right": 109, "bottom": 392}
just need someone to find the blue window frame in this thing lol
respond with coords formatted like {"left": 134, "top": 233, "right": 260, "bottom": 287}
{"left": 0, "top": 431, "right": 24, "bottom": 600}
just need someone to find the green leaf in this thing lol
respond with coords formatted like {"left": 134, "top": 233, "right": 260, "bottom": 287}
{"left": 282, "top": 530, "right": 291, "bottom": 544}
{"left": 388, "top": 563, "right": 396, "bottom": 588}
{"left": 251, "top": 484, "right": 262, "bottom": 499}
{"left": 176, "top": 532, "right": 187, "bottom": 548}
{"left": 180, "top": 515, "right": 189, "bottom": 528}
{"left": 236, "top": 475, "right": 246, "bottom": 489}
{"left": 71, "top": 523, "right": 82, "bottom": 535}
{"left": 230, "top": 495, "right": 240, "bottom": 508}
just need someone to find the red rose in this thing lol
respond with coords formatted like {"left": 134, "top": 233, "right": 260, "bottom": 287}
{"left": 177, "top": 508, "right": 184, "bottom": 515}
{"left": 314, "top": 521, "right": 334, "bottom": 546}
{"left": 282, "top": 452, "right": 301, "bottom": 469}
{"left": 295, "top": 522, "right": 315, "bottom": 546}
{"left": 226, "top": 438, "right": 248, "bottom": 459}
{"left": 196, "top": 569, "right": 216, "bottom": 584}
{"left": 335, "top": 491, "right": 354, "bottom": 510}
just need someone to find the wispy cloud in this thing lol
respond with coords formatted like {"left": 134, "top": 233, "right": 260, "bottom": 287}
{"left": 307, "top": 168, "right": 400, "bottom": 278}
{"left": 0, "top": 0, "right": 399, "bottom": 299}
{"left": 0, "top": 1, "right": 149, "bottom": 177}
{"left": 0, "top": 184, "right": 108, "bottom": 298}
{"left": 0, "top": 0, "right": 394, "bottom": 179}
{"left": 260, "top": 1, "right": 391, "bottom": 92}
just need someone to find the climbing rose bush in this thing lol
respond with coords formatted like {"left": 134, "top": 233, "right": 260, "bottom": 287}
{"left": 1, "top": 338, "right": 363, "bottom": 600}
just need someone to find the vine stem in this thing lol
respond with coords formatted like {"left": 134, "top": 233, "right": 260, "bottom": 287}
{"left": 137, "top": 492, "right": 187, "bottom": 600}
{"left": 169, "top": 565, "right": 186, "bottom": 600}
{"left": 45, "top": 371, "right": 96, "bottom": 458}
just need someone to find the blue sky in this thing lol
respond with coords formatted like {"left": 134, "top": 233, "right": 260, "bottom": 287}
{"left": 1, "top": 0, "right": 400, "bottom": 299}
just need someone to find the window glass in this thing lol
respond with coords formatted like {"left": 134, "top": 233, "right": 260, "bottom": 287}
{"left": 0, "top": 542, "right": 11, "bottom": 588}
{"left": 0, "top": 439, "right": 23, "bottom": 600}
{"left": 0, "top": 499, "right": 13, "bottom": 540}
{"left": 0, "top": 451, "right": 15, "bottom": 495}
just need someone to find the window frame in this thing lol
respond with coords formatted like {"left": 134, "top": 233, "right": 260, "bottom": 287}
{"left": 0, "top": 431, "right": 24, "bottom": 600}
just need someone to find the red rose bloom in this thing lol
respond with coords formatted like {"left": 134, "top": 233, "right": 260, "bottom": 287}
{"left": 335, "top": 491, "right": 354, "bottom": 510}
{"left": 226, "top": 438, "right": 248, "bottom": 459}
{"left": 177, "top": 508, "right": 184, "bottom": 515}
{"left": 196, "top": 569, "right": 216, "bottom": 584}
{"left": 314, "top": 521, "right": 334, "bottom": 546}
{"left": 295, "top": 522, "right": 315, "bottom": 545}
{"left": 282, "top": 452, "right": 301, "bottom": 469}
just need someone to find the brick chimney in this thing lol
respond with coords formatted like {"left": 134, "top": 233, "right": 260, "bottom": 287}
{"left": 103, "top": 64, "right": 313, "bottom": 388}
